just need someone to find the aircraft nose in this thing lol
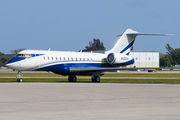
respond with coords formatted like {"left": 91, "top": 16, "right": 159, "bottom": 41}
{"left": 6, "top": 63, "right": 9, "bottom": 67}
{"left": 6, "top": 60, "right": 11, "bottom": 67}
{"left": 5, "top": 58, "right": 18, "bottom": 69}
{"left": 6, "top": 62, "right": 13, "bottom": 68}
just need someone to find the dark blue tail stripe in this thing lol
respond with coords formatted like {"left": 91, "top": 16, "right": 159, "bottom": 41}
{"left": 120, "top": 39, "right": 135, "bottom": 54}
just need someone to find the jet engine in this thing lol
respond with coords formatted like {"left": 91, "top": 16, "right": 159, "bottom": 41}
{"left": 106, "top": 53, "right": 134, "bottom": 66}
{"left": 106, "top": 53, "right": 116, "bottom": 64}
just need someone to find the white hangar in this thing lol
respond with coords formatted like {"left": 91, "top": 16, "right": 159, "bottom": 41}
{"left": 127, "top": 52, "right": 159, "bottom": 68}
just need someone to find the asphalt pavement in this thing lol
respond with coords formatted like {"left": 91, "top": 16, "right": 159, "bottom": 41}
{"left": 0, "top": 83, "right": 180, "bottom": 120}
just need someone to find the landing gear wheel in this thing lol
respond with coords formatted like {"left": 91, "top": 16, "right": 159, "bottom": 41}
{"left": 17, "top": 78, "right": 23, "bottom": 82}
{"left": 95, "top": 76, "right": 100, "bottom": 83}
{"left": 68, "top": 75, "right": 77, "bottom": 82}
{"left": 92, "top": 77, "right": 95, "bottom": 83}
{"left": 17, "top": 70, "right": 23, "bottom": 82}
{"left": 91, "top": 76, "right": 100, "bottom": 83}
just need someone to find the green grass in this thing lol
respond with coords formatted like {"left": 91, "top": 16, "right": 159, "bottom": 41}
{"left": 101, "top": 79, "right": 180, "bottom": 83}
{"left": 1, "top": 72, "right": 180, "bottom": 77}
{"left": 103, "top": 73, "right": 180, "bottom": 77}
{"left": 1, "top": 71, "right": 180, "bottom": 83}
{"left": 0, "top": 78, "right": 180, "bottom": 83}
{"left": 0, "top": 72, "right": 62, "bottom": 77}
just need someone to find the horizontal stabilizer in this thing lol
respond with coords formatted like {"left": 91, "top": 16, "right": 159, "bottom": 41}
{"left": 127, "top": 33, "right": 175, "bottom": 36}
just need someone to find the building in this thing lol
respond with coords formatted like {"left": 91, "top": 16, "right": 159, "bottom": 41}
{"left": 127, "top": 52, "right": 159, "bottom": 68}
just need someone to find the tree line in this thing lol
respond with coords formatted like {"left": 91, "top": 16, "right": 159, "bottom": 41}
{"left": 160, "top": 44, "right": 180, "bottom": 67}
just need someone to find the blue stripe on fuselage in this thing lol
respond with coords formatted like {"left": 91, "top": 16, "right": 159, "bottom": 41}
{"left": 35, "top": 59, "right": 135, "bottom": 75}
{"left": 7, "top": 54, "right": 45, "bottom": 64}
{"left": 6, "top": 57, "right": 26, "bottom": 64}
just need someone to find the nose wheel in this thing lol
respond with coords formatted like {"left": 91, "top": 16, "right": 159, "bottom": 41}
{"left": 17, "top": 78, "right": 23, "bottom": 82}
{"left": 17, "top": 70, "right": 23, "bottom": 82}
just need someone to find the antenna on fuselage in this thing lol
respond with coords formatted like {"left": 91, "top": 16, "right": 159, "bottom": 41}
{"left": 48, "top": 48, "right": 51, "bottom": 51}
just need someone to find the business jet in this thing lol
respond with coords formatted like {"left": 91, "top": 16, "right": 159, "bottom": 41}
{"left": 6, "top": 29, "right": 172, "bottom": 82}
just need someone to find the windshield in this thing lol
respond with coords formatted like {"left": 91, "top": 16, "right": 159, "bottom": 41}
{"left": 16, "top": 54, "right": 31, "bottom": 58}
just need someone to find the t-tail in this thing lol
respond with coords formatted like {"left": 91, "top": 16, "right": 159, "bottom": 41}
{"left": 107, "top": 29, "right": 174, "bottom": 55}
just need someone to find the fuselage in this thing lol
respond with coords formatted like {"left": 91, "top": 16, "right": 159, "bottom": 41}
{"left": 6, "top": 50, "right": 134, "bottom": 75}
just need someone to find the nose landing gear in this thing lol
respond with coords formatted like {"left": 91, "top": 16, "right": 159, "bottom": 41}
{"left": 17, "top": 70, "right": 23, "bottom": 82}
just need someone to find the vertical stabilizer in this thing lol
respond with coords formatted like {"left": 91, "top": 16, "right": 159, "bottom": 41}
{"left": 108, "top": 29, "right": 138, "bottom": 55}
{"left": 107, "top": 29, "right": 173, "bottom": 55}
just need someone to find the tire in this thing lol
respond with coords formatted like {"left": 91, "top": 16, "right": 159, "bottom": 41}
{"left": 92, "top": 76, "right": 100, "bottom": 83}
{"left": 68, "top": 75, "right": 77, "bottom": 82}
{"left": 68, "top": 76, "right": 72, "bottom": 82}
{"left": 95, "top": 76, "right": 100, "bottom": 83}
{"left": 72, "top": 76, "right": 77, "bottom": 82}
{"left": 91, "top": 76, "right": 95, "bottom": 82}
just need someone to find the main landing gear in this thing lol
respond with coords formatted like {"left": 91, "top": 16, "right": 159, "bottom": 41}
{"left": 91, "top": 75, "right": 100, "bottom": 83}
{"left": 68, "top": 74, "right": 101, "bottom": 83}
{"left": 68, "top": 75, "right": 77, "bottom": 82}
{"left": 17, "top": 70, "right": 23, "bottom": 82}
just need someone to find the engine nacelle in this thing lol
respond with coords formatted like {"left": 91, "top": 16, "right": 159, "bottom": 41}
{"left": 106, "top": 53, "right": 116, "bottom": 64}
{"left": 106, "top": 53, "right": 134, "bottom": 66}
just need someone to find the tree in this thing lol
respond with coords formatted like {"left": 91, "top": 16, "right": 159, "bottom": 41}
{"left": 1, "top": 57, "right": 9, "bottom": 67}
{"left": 83, "top": 38, "right": 106, "bottom": 51}
{"left": 165, "top": 44, "right": 180, "bottom": 66}
{"left": 10, "top": 49, "right": 26, "bottom": 54}
{"left": 0, "top": 52, "right": 4, "bottom": 55}
{"left": 160, "top": 55, "right": 172, "bottom": 67}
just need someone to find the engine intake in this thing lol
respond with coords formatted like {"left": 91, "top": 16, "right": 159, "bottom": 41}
{"left": 106, "top": 53, "right": 115, "bottom": 64}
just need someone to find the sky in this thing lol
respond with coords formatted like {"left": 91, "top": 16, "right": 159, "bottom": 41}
{"left": 0, "top": 0, "right": 179, "bottom": 54}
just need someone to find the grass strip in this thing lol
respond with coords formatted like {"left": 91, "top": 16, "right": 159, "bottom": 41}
{"left": 1, "top": 72, "right": 180, "bottom": 77}
{"left": 0, "top": 78, "right": 180, "bottom": 83}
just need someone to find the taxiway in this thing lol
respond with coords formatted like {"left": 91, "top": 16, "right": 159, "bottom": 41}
{"left": 0, "top": 83, "right": 180, "bottom": 120}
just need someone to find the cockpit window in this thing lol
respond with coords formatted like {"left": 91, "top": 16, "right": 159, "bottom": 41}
{"left": 24, "top": 54, "right": 31, "bottom": 57}
{"left": 16, "top": 54, "right": 31, "bottom": 58}
{"left": 16, "top": 54, "right": 24, "bottom": 57}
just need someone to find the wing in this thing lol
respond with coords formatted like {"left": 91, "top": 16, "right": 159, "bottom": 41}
{"left": 70, "top": 67, "right": 169, "bottom": 72}
{"left": 70, "top": 67, "right": 177, "bottom": 73}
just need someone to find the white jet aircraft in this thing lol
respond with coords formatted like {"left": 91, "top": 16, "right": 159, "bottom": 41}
{"left": 6, "top": 29, "right": 173, "bottom": 82}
